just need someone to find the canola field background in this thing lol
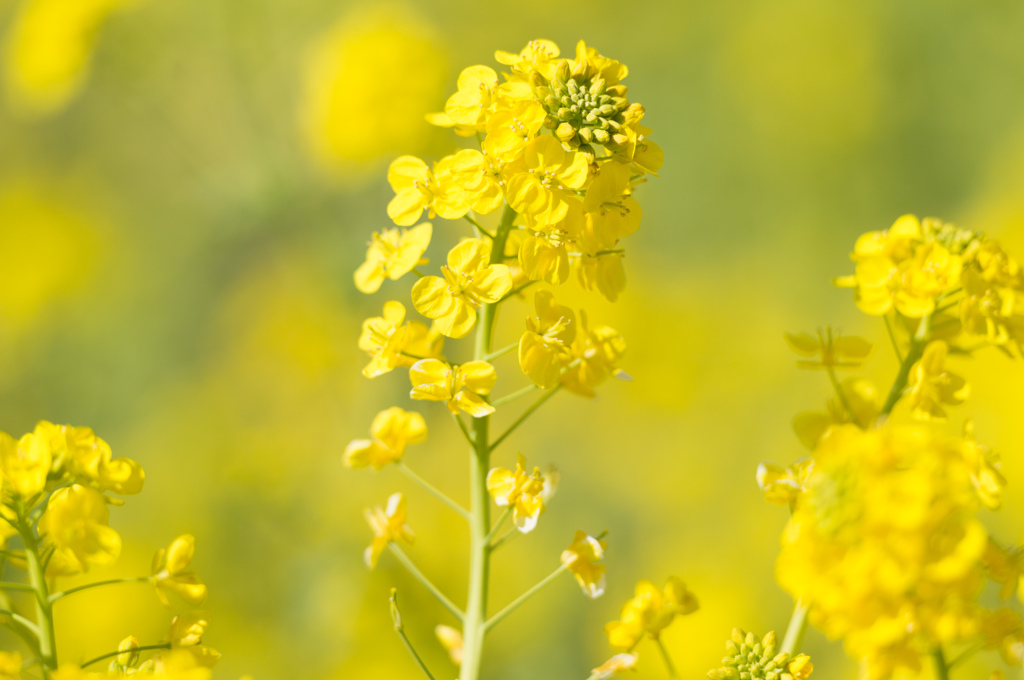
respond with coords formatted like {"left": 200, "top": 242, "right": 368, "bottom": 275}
{"left": 2, "top": 0, "right": 1024, "bottom": 678}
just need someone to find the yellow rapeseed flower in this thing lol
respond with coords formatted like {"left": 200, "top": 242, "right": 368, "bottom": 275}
{"left": 486, "top": 454, "right": 546, "bottom": 533}
{"left": 364, "top": 492, "right": 414, "bottom": 568}
{"left": 443, "top": 65, "right": 531, "bottom": 131}
{"left": 152, "top": 535, "right": 208, "bottom": 607}
{"left": 38, "top": 484, "right": 121, "bottom": 575}
{"left": 962, "top": 421, "right": 1005, "bottom": 511}
{"left": 0, "top": 424, "right": 51, "bottom": 498}
{"left": 354, "top": 223, "right": 432, "bottom": 294}
{"left": 561, "top": 530, "right": 607, "bottom": 598}
{"left": 519, "top": 291, "right": 576, "bottom": 389}
{"left": 411, "top": 239, "right": 512, "bottom": 338}
{"left": 560, "top": 311, "right": 629, "bottom": 398}
{"left": 605, "top": 577, "right": 698, "bottom": 649}
{"left": 484, "top": 99, "right": 547, "bottom": 160}
{"left": 494, "top": 39, "right": 562, "bottom": 81}
{"left": 358, "top": 301, "right": 443, "bottom": 378}
{"left": 386, "top": 155, "right": 471, "bottom": 226}
{"left": 48, "top": 422, "right": 145, "bottom": 495}
{"left": 784, "top": 328, "right": 873, "bottom": 370}
{"left": 165, "top": 611, "right": 221, "bottom": 668}
{"left": 905, "top": 340, "right": 969, "bottom": 420}
{"left": 505, "top": 136, "right": 589, "bottom": 225}
{"left": 588, "top": 653, "right": 638, "bottom": 679}
{"left": 409, "top": 359, "right": 496, "bottom": 418}
{"left": 756, "top": 459, "right": 814, "bottom": 507}
{"left": 344, "top": 407, "right": 427, "bottom": 470}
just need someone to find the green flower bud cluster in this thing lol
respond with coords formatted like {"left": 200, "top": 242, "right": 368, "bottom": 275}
{"left": 707, "top": 630, "right": 803, "bottom": 680}
{"left": 534, "top": 59, "right": 635, "bottom": 152}
{"left": 922, "top": 218, "right": 982, "bottom": 255}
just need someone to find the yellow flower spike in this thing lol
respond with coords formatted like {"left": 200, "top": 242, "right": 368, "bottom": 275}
{"left": 358, "top": 301, "right": 442, "bottom": 378}
{"left": 435, "top": 624, "right": 464, "bottom": 666}
{"left": 386, "top": 155, "right": 471, "bottom": 226}
{"left": 561, "top": 530, "right": 607, "bottom": 598}
{"left": 756, "top": 459, "right": 814, "bottom": 506}
{"left": 38, "top": 484, "right": 121, "bottom": 576}
{"left": 409, "top": 359, "right": 496, "bottom": 417}
{"left": 364, "top": 492, "right": 414, "bottom": 569}
{"left": 0, "top": 426, "right": 52, "bottom": 498}
{"left": 505, "top": 136, "right": 589, "bottom": 225}
{"left": 165, "top": 612, "right": 221, "bottom": 669}
{"left": 0, "top": 651, "right": 21, "bottom": 680}
{"left": 906, "top": 341, "right": 970, "bottom": 420}
{"left": 589, "top": 653, "right": 638, "bottom": 678}
{"left": 411, "top": 239, "right": 512, "bottom": 339}
{"left": 443, "top": 65, "right": 531, "bottom": 131}
{"left": 354, "top": 223, "right": 432, "bottom": 294}
{"left": 486, "top": 454, "right": 546, "bottom": 533}
{"left": 519, "top": 291, "right": 576, "bottom": 389}
{"left": 494, "top": 39, "right": 562, "bottom": 81}
{"left": 784, "top": 328, "right": 873, "bottom": 370}
{"left": 344, "top": 407, "right": 427, "bottom": 470}
{"left": 560, "top": 311, "right": 629, "bottom": 398}
{"left": 152, "top": 534, "right": 208, "bottom": 607}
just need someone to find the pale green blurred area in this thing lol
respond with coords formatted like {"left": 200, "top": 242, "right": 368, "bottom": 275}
{"left": 1, "top": 0, "right": 1024, "bottom": 678}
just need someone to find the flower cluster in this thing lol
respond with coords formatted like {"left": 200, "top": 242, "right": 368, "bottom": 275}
{"left": 706, "top": 630, "right": 813, "bottom": 680}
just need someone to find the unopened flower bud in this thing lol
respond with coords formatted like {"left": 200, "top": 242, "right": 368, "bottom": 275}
{"left": 556, "top": 123, "right": 576, "bottom": 143}
{"left": 118, "top": 636, "right": 140, "bottom": 667}
{"left": 555, "top": 60, "right": 571, "bottom": 83}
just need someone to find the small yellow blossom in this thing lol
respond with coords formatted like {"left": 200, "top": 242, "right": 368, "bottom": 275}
{"left": 962, "top": 421, "right": 1005, "bottom": 511}
{"left": 435, "top": 624, "right": 463, "bottom": 666}
{"left": 165, "top": 611, "right": 221, "bottom": 668}
{"left": 707, "top": 630, "right": 812, "bottom": 680}
{"left": 484, "top": 99, "right": 547, "bottom": 159}
{"left": 152, "top": 535, "right": 208, "bottom": 607}
{"left": 444, "top": 145, "right": 507, "bottom": 215}
{"left": 561, "top": 530, "right": 607, "bottom": 598}
{"left": 50, "top": 423, "right": 145, "bottom": 495}
{"left": 411, "top": 239, "right": 512, "bottom": 338}
{"left": 358, "top": 301, "right": 442, "bottom": 378}
{"left": 588, "top": 653, "right": 638, "bottom": 679}
{"left": 519, "top": 291, "right": 576, "bottom": 389}
{"left": 386, "top": 155, "right": 471, "bottom": 226}
{"left": 344, "top": 407, "right": 427, "bottom": 470}
{"left": 905, "top": 341, "right": 969, "bottom": 420}
{"left": 443, "top": 65, "right": 531, "bottom": 131}
{"left": 486, "top": 454, "right": 546, "bottom": 533}
{"left": 494, "top": 40, "right": 562, "bottom": 81}
{"left": 364, "top": 492, "right": 414, "bottom": 568}
{"left": 605, "top": 577, "right": 699, "bottom": 649}
{"left": 505, "top": 136, "right": 589, "bottom": 225}
{"left": 784, "top": 329, "right": 872, "bottom": 370}
{"left": 0, "top": 425, "right": 51, "bottom": 498}
{"left": 409, "top": 359, "right": 496, "bottom": 418}
{"left": 38, "top": 484, "right": 120, "bottom": 575}
{"left": 560, "top": 311, "right": 629, "bottom": 398}
{"left": 756, "top": 459, "right": 814, "bottom": 506}
{"left": 354, "top": 223, "right": 432, "bottom": 294}
{"left": 0, "top": 651, "right": 21, "bottom": 680}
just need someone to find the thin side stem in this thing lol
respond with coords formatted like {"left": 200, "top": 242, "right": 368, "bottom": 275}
{"left": 387, "top": 544, "right": 464, "bottom": 622}
{"left": 491, "top": 383, "right": 539, "bottom": 408}
{"left": 0, "top": 608, "right": 40, "bottom": 636}
{"left": 483, "top": 564, "right": 567, "bottom": 633}
{"left": 932, "top": 647, "right": 949, "bottom": 680}
{"left": 80, "top": 643, "right": 171, "bottom": 668}
{"left": 390, "top": 589, "right": 438, "bottom": 680}
{"left": 485, "top": 507, "right": 512, "bottom": 545}
{"left": 49, "top": 577, "right": 152, "bottom": 603}
{"left": 484, "top": 342, "right": 519, "bottom": 363}
{"left": 464, "top": 215, "right": 494, "bottom": 240}
{"left": 489, "top": 527, "right": 521, "bottom": 553}
{"left": 0, "top": 582, "right": 35, "bottom": 592}
{"left": 780, "top": 600, "right": 809, "bottom": 656}
{"left": 492, "top": 386, "right": 562, "bottom": 451}
{"left": 825, "top": 366, "right": 854, "bottom": 421}
{"left": 879, "top": 317, "right": 930, "bottom": 418}
{"left": 655, "top": 637, "right": 680, "bottom": 680}
{"left": 452, "top": 413, "right": 475, "bottom": 447}
{"left": 396, "top": 462, "right": 470, "bottom": 521}
{"left": 884, "top": 314, "right": 904, "bottom": 363}
{"left": 498, "top": 279, "right": 539, "bottom": 303}
{"left": 17, "top": 510, "right": 57, "bottom": 671}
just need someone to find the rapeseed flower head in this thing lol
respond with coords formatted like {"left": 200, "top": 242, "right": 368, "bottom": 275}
{"left": 411, "top": 239, "right": 512, "bottom": 338}
{"left": 605, "top": 577, "right": 698, "bottom": 649}
{"left": 386, "top": 155, "right": 471, "bottom": 226}
{"left": 905, "top": 340, "right": 969, "bottom": 420}
{"left": 152, "top": 534, "right": 208, "bottom": 607}
{"left": 707, "top": 630, "right": 812, "bottom": 680}
{"left": 495, "top": 40, "right": 562, "bottom": 81}
{"left": 589, "top": 653, "right": 638, "bottom": 679}
{"left": 358, "top": 301, "right": 442, "bottom": 378}
{"left": 51, "top": 422, "right": 144, "bottom": 495}
{"left": 519, "top": 291, "right": 576, "bottom": 389}
{"left": 354, "top": 223, "right": 432, "bottom": 294}
{"left": 38, "top": 484, "right": 121, "bottom": 575}
{"left": 344, "top": 407, "right": 427, "bottom": 470}
{"left": 561, "top": 311, "right": 629, "bottom": 398}
{"left": 486, "top": 454, "right": 546, "bottom": 533}
{"left": 364, "top": 492, "right": 414, "bottom": 568}
{"left": 784, "top": 329, "right": 872, "bottom": 370}
{"left": 409, "top": 359, "right": 496, "bottom": 417}
{"left": 561, "top": 530, "right": 607, "bottom": 598}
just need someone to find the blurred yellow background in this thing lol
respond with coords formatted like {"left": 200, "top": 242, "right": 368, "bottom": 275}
{"left": 2, "top": 0, "right": 1024, "bottom": 678}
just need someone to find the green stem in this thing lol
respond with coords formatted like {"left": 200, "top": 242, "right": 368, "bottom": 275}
{"left": 654, "top": 637, "right": 680, "bottom": 680}
{"left": 387, "top": 544, "right": 464, "bottom": 622}
{"left": 80, "top": 643, "right": 171, "bottom": 668}
{"left": 780, "top": 600, "right": 809, "bottom": 656}
{"left": 879, "top": 316, "right": 930, "bottom": 419}
{"left": 483, "top": 564, "right": 568, "bottom": 633}
{"left": 884, "top": 314, "right": 904, "bottom": 363}
{"left": 0, "top": 582, "right": 35, "bottom": 593}
{"left": 932, "top": 647, "right": 949, "bottom": 680}
{"left": 451, "top": 413, "right": 475, "bottom": 447}
{"left": 489, "top": 527, "right": 521, "bottom": 552}
{"left": 492, "top": 386, "right": 562, "bottom": 451}
{"left": 825, "top": 366, "right": 854, "bottom": 421}
{"left": 491, "top": 383, "right": 539, "bottom": 407}
{"left": 464, "top": 215, "right": 495, "bottom": 240}
{"left": 49, "top": 577, "right": 152, "bottom": 604}
{"left": 17, "top": 509, "right": 57, "bottom": 672}
{"left": 485, "top": 507, "right": 512, "bottom": 545}
{"left": 460, "top": 202, "right": 516, "bottom": 680}
{"left": 396, "top": 463, "right": 470, "bottom": 521}
{"left": 389, "top": 589, "right": 438, "bottom": 680}
{"left": 484, "top": 342, "right": 519, "bottom": 363}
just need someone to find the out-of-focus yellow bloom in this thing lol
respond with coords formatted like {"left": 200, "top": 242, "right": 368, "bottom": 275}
{"left": 980, "top": 609, "right": 1024, "bottom": 666}
{"left": 519, "top": 291, "right": 576, "bottom": 389}
{"left": 409, "top": 359, "right": 496, "bottom": 417}
{"left": 506, "top": 137, "right": 589, "bottom": 225}
{"left": 165, "top": 611, "right": 221, "bottom": 668}
{"left": 756, "top": 459, "right": 814, "bottom": 507}
{"left": 0, "top": 425, "right": 51, "bottom": 497}
{"left": 299, "top": 8, "right": 447, "bottom": 169}
{"left": 958, "top": 238, "right": 1024, "bottom": 353}
{"left": 784, "top": 329, "right": 872, "bottom": 370}
{"left": 443, "top": 65, "right": 531, "bottom": 132}
{"left": 776, "top": 424, "right": 994, "bottom": 678}
{"left": 561, "top": 311, "right": 629, "bottom": 398}
{"left": 605, "top": 577, "right": 698, "bottom": 649}
{"left": 386, "top": 155, "right": 471, "bottom": 226}
{"left": 983, "top": 540, "right": 1024, "bottom": 601}
{"left": 411, "top": 239, "right": 512, "bottom": 338}
{"left": 905, "top": 340, "right": 969, "bottom": 420}
{"left": 561, "top": 530, "right": 607, "bottom": 598}
{"left": 3, "top": 0, "right": 137, "bottom": 116}
{"left": 0, "top": 651, "right": 21, "bottom": 680}
{"left": 588, "top": 653, "right": 638, "bottom": 679}
{"left": 344, "top": 407, "right": 426, "bottom": 470}
{"left": 495, "top": 39, "right": 562, "bottom": 81}
{"left": 486, "top": 454, "right": 546, "bottom": 533}
{"left": 962, "top": 421, "right": 1005, "bottom": 511}
{"left": 435, "top": 624, "right": 463, "bottom": 666}
{"left": 354, "top": 223, "right": 432, "bottom": 294}
{"left": 358, "top": 301, "right": 443, "bottom": 378}
{"left": 791, "top": 377, "right": 880, "bottom": 449}
{"left": 364, "top": 492, "right": 414, "bottom": 568}
{"left": 48, "top": 422, "right": 144, "bottom": 495}
{"left": 38, "top": 484, "right": 121, "bottom": 575}
{"left": 152, "top": 534, "right": 208, "bottom": 607}
{"left": 707, "top": 630, "right": 812, "bottom": 680}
